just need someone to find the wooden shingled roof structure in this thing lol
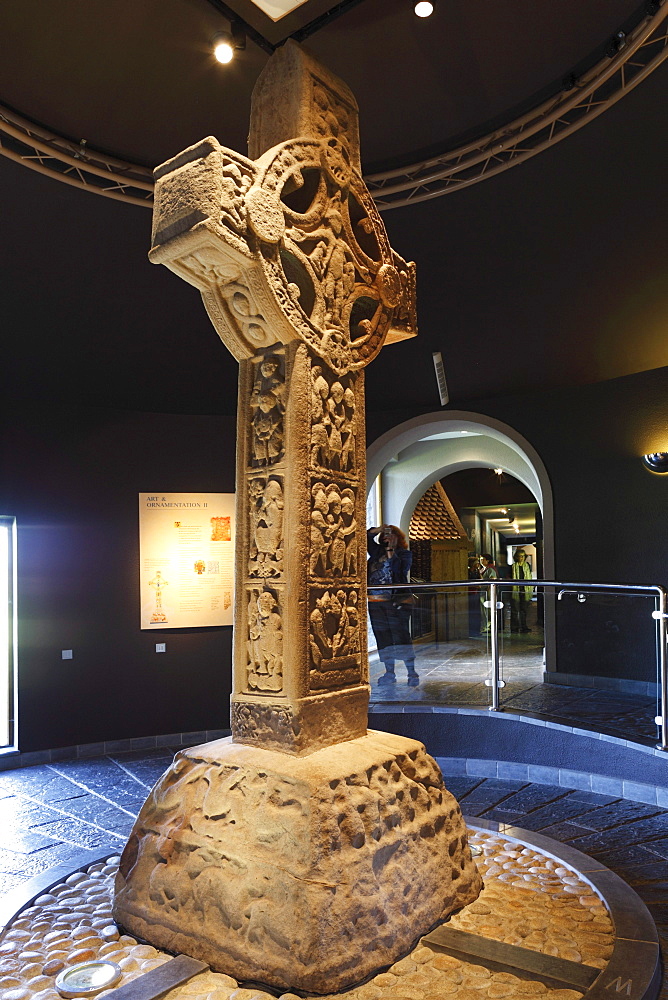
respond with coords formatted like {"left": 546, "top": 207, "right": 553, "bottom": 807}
{"left": 409, "top": 481, "right": 468, "bottom": 542}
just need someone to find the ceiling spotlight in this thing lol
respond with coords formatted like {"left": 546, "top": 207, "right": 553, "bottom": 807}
{"left": 213, "top": 31, "right": 234, "bottom": 63}
{"left": 213, "top": 24, "right": 245, "bottom": 64}
{"left": 606, "top": 29, "right": 627, "bottom": 57}
{"left": 493, "top": 468, "right": 503, "bottom": 477}
{"left": 415, "top": 2, "right": 434, "bottom": 17}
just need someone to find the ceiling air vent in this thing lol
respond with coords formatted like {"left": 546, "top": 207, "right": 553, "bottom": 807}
{"left": 432, "top": 351, "right": 449, "bottom": 406}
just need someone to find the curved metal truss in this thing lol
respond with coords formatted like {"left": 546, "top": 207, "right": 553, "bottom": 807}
{"left": 367, "top": 3, "right": 668, "bottom": 210}
{"left": 0, "top": 106, "right": 154, "bottom": 207}
{"left": 0, "top": 3, "right": 666, "bottom": 211}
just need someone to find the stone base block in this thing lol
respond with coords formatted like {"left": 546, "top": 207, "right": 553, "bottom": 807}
{"left": 112, "top": 730, "right": 482, "bottom": 994}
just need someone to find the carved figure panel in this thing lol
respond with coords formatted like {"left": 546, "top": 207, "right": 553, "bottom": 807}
{"left": 310, "top": 481, "right": 357, "bottom": 579}
{"left": 310, "top": 363, "right": 357, "bottom": 475}
{"left": 249, "top": 476, "right": 284, "bottom": 579}
{"left": 309, "top": 587, "right": 360, "bottom": 681}
{"left": 247, "top": 587, "right": 284, "bottom": 693}
{"left": 249, "top": 350, "right": 286, "bottom": 467}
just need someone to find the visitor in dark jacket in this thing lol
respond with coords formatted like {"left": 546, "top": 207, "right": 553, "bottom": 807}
{"left": 367, "top": 524, "right": 418, "bottom": 686}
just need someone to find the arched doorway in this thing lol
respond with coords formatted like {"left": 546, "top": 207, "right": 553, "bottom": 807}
{"left": 366, "top": 411, "right": 555, "bottom": 689}
{"left": 366, "top": 410, "right": 554, "bottom": 577}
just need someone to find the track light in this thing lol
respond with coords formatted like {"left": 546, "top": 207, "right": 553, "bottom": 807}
{"left": 213, "top": 32, "right": 234, "bottom": 63}
{"left": 212, "top": 23, "right": 245, "bottom": 64}
{"left": 415, "top": 2, "right": 434, "bottom": 16}
{"left": 606, "top": 30, "right": 627, "bottom": 57}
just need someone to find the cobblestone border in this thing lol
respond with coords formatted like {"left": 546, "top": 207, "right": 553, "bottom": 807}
{"left": 0, "top": 823, "right": 661, "bottom": 1000}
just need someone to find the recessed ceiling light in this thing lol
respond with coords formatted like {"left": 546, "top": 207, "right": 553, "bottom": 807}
{"left": 415, "top": 1, "right": 434, "bottom": 16}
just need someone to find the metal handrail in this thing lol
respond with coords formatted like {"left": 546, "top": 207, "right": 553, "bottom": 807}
{"left": 369, "top": 579, "right": 668, "bottom": 749}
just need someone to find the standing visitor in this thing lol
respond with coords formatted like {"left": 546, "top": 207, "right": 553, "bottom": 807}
{"left": 367, "top": 525, "right": 418, "bottom": 686}
{"left": 511, "top": 548, "right": 533, "bottom": 632}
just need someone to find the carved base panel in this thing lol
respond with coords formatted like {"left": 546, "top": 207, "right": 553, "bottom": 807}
{"left": 231, "top": 685, "right": 368, "bottom": 754}
{"left": 112, "top": 731, "right": 482, "bottom": 994}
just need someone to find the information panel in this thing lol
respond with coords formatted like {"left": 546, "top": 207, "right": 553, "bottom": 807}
{"left": 139, "top": 493, "right": 234, "bottom": 629}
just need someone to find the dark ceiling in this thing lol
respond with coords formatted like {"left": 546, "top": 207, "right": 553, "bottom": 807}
{"left": 1, "top": 0, "right": 667, "bottom": 417}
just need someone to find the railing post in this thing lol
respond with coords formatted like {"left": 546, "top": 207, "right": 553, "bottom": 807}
{"left": 489, "top": 582, "right": 500, "bottom": 711}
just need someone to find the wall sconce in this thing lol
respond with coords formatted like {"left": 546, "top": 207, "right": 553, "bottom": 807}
{"left": 642, "top": 453, "right": 668, "bottom": 473}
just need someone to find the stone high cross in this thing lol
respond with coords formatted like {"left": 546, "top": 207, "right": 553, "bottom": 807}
{"left": 114, "top": 44, "right": 480, "bottom": 993}
{"left": 149, "top": 40, "right": 416, "bottom": 755}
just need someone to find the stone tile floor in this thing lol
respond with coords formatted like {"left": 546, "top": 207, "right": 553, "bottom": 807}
{"left": 0, "top": 749, "right": 666, "bottom": 997}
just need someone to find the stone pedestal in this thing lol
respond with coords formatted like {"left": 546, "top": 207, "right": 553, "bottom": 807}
{"left": 113, "top": 731, "right": 482, "bottom": 994}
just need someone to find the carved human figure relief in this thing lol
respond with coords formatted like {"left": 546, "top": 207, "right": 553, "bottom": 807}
{"left": 309, "top": 362, "right": 357, "bottom": 476}
{"left": 309, "top": 482, "right": 357, "bottom": 579}
{"left": 249, "top": 352, "right": 286, "bottom": 467}
{"left": 341, "top": 387, "right": 356, "bottom": 471}
{"left": 247, "top": 588, "right": 283, "bottom": 693}
{"left": 248, "top": 476, "right": 284, "bottom": 578}
{"left": 340, "top": 488, "right": 357, "bottom": 576}
{"left": 310, "top": 365, "right": 330, "bottom": 468}
{"left": 310, "top": 481, "right": 332, "bottom": 577}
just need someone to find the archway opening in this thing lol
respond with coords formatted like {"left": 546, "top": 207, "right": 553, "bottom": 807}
{"left": 365, "top": 411, "right": 554, "bottom": 703}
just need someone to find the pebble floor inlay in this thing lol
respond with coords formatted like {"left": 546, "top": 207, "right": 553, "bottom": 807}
{"left": 0, "top": 828, "right": 614, "bottom": 1000}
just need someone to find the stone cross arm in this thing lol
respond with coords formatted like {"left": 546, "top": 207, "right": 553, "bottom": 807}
{"left": 148, "top": 41, "right": 416, "bottom": 378}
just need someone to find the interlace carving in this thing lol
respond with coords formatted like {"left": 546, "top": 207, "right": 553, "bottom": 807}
{"left": 247, "top": 588, "right": 283, "bottom": 693}
{"left": 249, "top": 476, "right": 284, "bottom": 578}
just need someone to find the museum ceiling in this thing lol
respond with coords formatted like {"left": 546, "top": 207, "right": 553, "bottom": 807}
{"left": 0, "top": 0, "right": 667, "bottom": 417}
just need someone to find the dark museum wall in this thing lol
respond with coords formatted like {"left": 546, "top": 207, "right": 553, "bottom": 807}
{"left": 0, "top": 404, "right": 236, "bottom": 753}
{"left": 2, "top": 361, "right": 667, "bottom": 751}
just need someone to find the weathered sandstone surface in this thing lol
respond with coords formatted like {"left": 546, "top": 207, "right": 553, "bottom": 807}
{"left": 113, "top": 731, "right": 481, "bottom": 992}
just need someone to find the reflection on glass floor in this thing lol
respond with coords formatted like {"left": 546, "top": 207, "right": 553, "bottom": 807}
{"left": 368, "top": 605, "right": 659, "bottom": 744}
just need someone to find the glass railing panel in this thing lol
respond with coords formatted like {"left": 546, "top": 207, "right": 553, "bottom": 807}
{"left": 367, "top": 579, "right": 665, "bottom": 744}
{"left": 498, "top": 587, "right": 661, "bottom": 744}
{"left": 367, "top": 583, "right": 492, "bottom": 707}
{"left": 494, "top": 579, "right": 545, "bottom": 704}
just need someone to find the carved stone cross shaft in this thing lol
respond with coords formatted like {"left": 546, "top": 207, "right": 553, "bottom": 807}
{"left": 115, "top": 45, "right": 481, "bottom": 992}
{"left": 149, "top": 41, "right": 416, "bottom": 755}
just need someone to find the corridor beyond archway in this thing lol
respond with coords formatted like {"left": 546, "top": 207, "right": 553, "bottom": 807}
{"left": 365, "top": 410, "right": 555, "bottom": 701}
